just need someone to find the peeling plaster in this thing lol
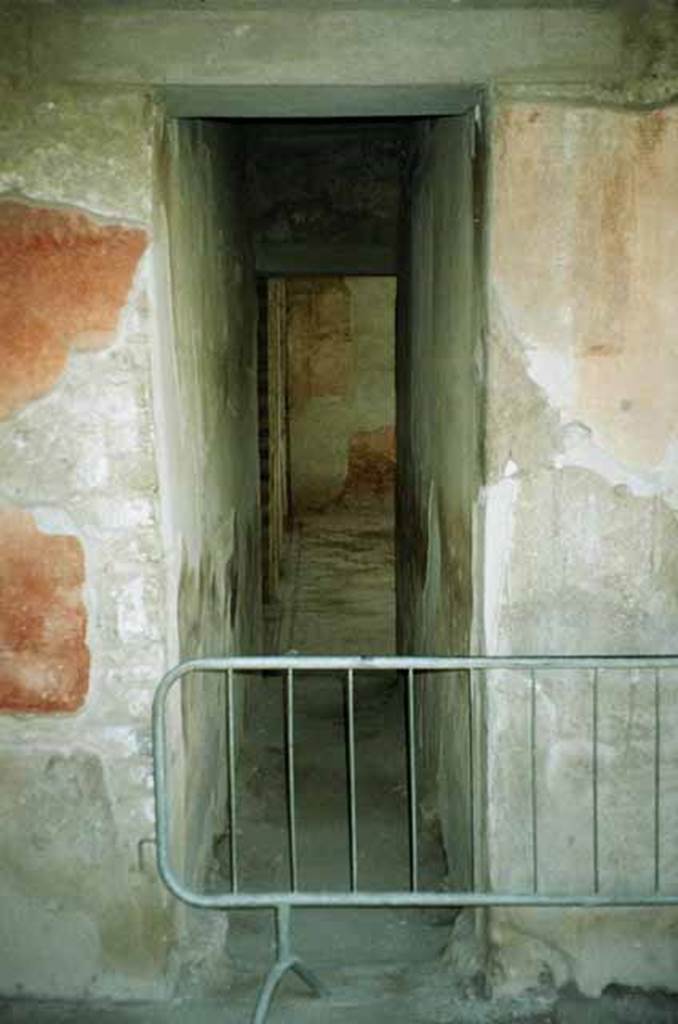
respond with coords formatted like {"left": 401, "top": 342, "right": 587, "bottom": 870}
{"left": 492, "top": 103, "right": 678, "bottom": 495}
{"left": 524, "top": 343, "right": 576, "bottom": 413}
{"left": 555, "top": 423, "right": 678, "bottom": 510}
{"left": 0, "top": 87, "right": 172, "bottom": 999}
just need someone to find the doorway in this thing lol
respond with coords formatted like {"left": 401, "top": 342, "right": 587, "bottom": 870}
{"left": 155, "top": 103, "right": 484, "bottom": 988}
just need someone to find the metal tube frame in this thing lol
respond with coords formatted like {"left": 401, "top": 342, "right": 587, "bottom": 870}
{"left": 252, "top": 905, "right": 327, "bottom": 1024}
{"left": 152, "top": 654, "right": 678, "bottom": 1023}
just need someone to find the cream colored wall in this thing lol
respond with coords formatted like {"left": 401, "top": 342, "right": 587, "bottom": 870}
{"left": 482, "top": 101, "right": 678, "bottom": 996}
{"left": 287, "top": 275, "right": 396, "bottom": 512}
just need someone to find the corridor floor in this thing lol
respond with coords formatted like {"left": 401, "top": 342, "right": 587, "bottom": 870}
{"left": 230, "top": 500, "right": 450, "bottom": 976}
{"left": 269, "top": 502, "right": 397, "bottom": 657}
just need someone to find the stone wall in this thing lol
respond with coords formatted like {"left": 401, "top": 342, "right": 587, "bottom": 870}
{"left": 286, "top": 276, "right": 396, "bottom": 513}
{"left": 0, "top": 88, "right": 261, "bottom": 1003}
{"left": 0, "top": 85, "right": 174, "bottom": 998}
{"left": 482, "top": 101, "right": 678, "bottom": 995}
{"left": 396, "top": 115, "right": 480, "bottom": 887}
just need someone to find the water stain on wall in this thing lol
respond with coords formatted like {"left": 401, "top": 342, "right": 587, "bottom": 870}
{"left": 342, "top": 425, "right": 395, "bottom": 499}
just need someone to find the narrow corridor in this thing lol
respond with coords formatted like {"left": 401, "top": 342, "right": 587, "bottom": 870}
{"left": 226, "top": 499, "right": 452, "bottom": 1016}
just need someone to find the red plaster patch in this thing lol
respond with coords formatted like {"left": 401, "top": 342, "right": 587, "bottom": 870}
{"left": 0, "top": 505, "right": 89, "bottom": 712}
{"left": 0, "top": 199, "right": 147, "bottom": 418}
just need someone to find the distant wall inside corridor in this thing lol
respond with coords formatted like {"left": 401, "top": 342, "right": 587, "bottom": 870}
{"left": 285, "top": 275, "right": 396, "bottom": 514}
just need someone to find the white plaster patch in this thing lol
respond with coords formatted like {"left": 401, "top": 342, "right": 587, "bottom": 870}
{"left": 98, "top": 387, "right": 140, "bottom": 423}
{"left": 92, "top": 497, "right": 154, "bottom": 531}
{"left": 556, "top": 424, "right": 678, "bottom": 510}
{"left": 116, "top": 577, "right": 148, "bottom": 642}
{"left": 524, "top": 344, "right": 576, "bottom": 414}
{"left": 75, "top": 449, "right": 110, "bottom": 490}
{"left": 99, "top": 387, "right": 141, "bottom": 451}
{"left": 516, "top": 319, "right": 678, "bottom": 507}
{"left": 29, "top": 505, "right": 80, "bottom": 536}
{"left": 118, "top": 255, "right": 150, "bottom": 340}
{"left": 126, "top": 689, "right": 153, "bottom": 718}
{"left": 482, "top": 476, "right": 518, "bottom": 654}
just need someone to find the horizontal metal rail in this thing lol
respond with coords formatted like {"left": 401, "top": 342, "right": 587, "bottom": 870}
{"left": 155, "top": 655, "right": 678, "bottom": 673}
{"left": 146, "top": 888, "right": 678, "bottom": 910}
{"left": 152, "top": 654, "right": 678, "bottom": 911}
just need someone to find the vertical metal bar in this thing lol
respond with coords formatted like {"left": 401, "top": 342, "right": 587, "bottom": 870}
{"left": 151, "top": 675, "right": 172, "bottom": 890}
{"left": 654, "top": 668, "right": 661, "bottom": 894}
{"left": 406, "top": 668, "right": 419, "bottom": 892}
{"left": 226, "top": 668, "right": 239, "bottom": 893}
{"left": 345, "top": 669, "right": 358, "bottom": 892}
{"left": 285, "top": 668, "right": 298, "bottom": 892}
{"left": 530, "top": 668, "right": 538, "bottom": 895}
{"left": 592, "top": 668, "right": 599, "bottom": 894}
{"left": 468, "top": 670, "right": 476, "bottom": 892}
{"left": 276, "top": 902, "right": 291, "bottom": 962}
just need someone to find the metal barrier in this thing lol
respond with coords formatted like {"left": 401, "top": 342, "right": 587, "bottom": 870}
{"left": 152, "top": 655, "right": 678, "bottom": 1022}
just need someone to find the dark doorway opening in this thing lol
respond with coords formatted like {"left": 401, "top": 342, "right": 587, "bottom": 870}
{"left": 161, "top": 105, "right": 484, "bottom": 993}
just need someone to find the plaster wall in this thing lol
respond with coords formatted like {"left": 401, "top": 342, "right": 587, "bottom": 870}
{"left": 0, "top": 88, "right": 260, "bottom": 1001}
{"left": 287, "top": 276, "right": 396, "bottom": 513}
{"left": 153, "top": 117, "right": 260, "bottom": 899}
{"left": 396, "top": 116, "right": 479, "bottom": 886}
{"left": 0, "top": 85, "right": 175, "bottom": 998}
{"left": 1, "top": 5, "right": 648, "bottom": 97}
{"left": 483, "top": 101, "right": 678, "bottom": 995}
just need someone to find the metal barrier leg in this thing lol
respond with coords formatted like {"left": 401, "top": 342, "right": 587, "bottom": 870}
{"left": 251, "top": 905, "right": 327, "bottom": 1024}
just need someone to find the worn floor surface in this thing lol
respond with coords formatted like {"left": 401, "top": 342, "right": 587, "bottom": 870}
{"left": 230, "top": 499, "right": 449, "bottom": 979}
{"left": 2, "top": 985, "right": 678, "bottom": 1023}
{"left": 3, "top": 503, "right": 677, "bottom": 1023}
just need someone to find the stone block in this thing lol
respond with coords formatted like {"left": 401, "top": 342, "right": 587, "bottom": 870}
{"left": 0, "top": 748, "right": 171, "bottom": 997}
